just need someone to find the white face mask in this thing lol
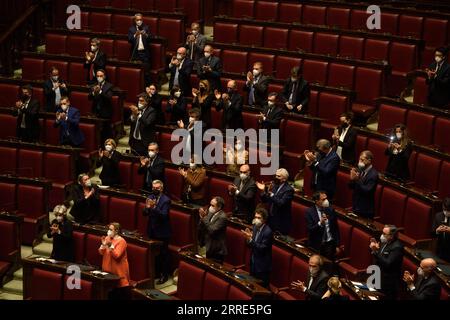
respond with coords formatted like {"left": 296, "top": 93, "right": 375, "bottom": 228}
{"left": 235, "top": 143, "right": 243, "bottom": 150}
{"left": 192, "top": 30, "right": 198, "bottom": 36}
{"left": 435, "top": 56, "right": 443, "bottom": 64}
{"left": 97, "top": 77, "right": 104, "bottom": 83}
{"left": 239, "top": 173, "right": 248, "bottom": 181}
{"left": 444, "top": 210, "right": 450, "bottom": 218}
{"left": 85, "top": 179, "right": 92, "bottom": 187}
{"left": 208, "top": 206, "right": 216, "bottom": 214}
{"left": 252, "top": 218, "right": 262, "bottom": 227}
{"left": 189, "top": 116, "right": 195, "bottom": 123}
{"left": 107, "top": 230, "right": 114, "bottom": 237}
{"left": 380, "top": 234, "right": 388, "bottom": 244}
{"left": 417, "top": 267, "right": 424, "bottom": 277}
{"left": 52, "top": 76, "right": 59, "bottom": 82}
{"left": 91, "top": 45, "right": 97, "bottom": 52}
{"left": 396, "top": 133, "right": 402, "bottom": 140}
{"left": 148, "top": 151, "right": 156, "bottom": 158}
{"left": 138, "top": 103, "right": 145, "bottom": 110}
{"left": 61, "top": 105, "right": 68, "bottom": 112}
{"left": 176, "top": 54, "right": 183, "bottom": 60}
{"left": 268, "top": 101, "right": 275, "bottom": 107}
{"left": 321, "top": 199, "right": 330, "bottom": 208}
{"left": 105, "top": 145, "right": 113, "bottom": 152}
{"left": 189, "top": 163, "right": 196, "bottom": 170}
{"left": 136, "top": 20, "right": 143, "bottom": 27}
{"left": 174, "top": 91, "right": 181, "bottom": 98}
{"left": 252, "top": 69, "right": 260, "bottom": 77}
{"left": 204, "top": 52, "right": 211, "bottom": 58}
{"left": 309, "top": 267, "right": 319, "bottom": 276}
{"left": 358, "top": 161, "right": 365, "bottom": 170}
{"left": 291, "top": 77, "right": 298, "bottom": 82}
{"left": 56, "top": 216, "right": 63, "bottom": 223}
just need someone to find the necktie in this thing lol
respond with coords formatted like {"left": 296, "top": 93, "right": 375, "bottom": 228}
{"left": 138, "top": 31, "right": 144, "bottom": 50}
{"left": 133, "top": 112, "right": 142, "bottom": 140}
{"left": 174, "top": 66, "right": 180, "bottom": 87}
{"left": 289, "top": 82, "right": 297, "bottom": 105}
{"left": 248, "top": 85, "right": 255, "bottom": 106}
{"left": 239, "top": 179, "right": 245, "bottom": 191}
{"left": 307, "top": 276, "right": 314, "bottom": 289}
{"left": 146, "top": 159, "right": 154, "bottom": 186}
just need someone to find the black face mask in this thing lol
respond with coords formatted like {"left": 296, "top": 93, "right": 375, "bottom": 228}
{"left": 152, "top": 189, "right": 161, "bottom": 196}
{"left": 21, "top": 94, "right": 30, "bottom": 101}
{"left": 341, "top": 122, "right": 349, "bottom": 129}
{"left": 199, "top": 87, "right": 206, "bottom": 93}
{"left": 274, "top": 177, "right": 281, "bottom": 185}
{"left": 227, "top": 88, "right": 234, "bottom": 94}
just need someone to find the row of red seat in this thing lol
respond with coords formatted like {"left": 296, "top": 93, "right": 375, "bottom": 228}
{"left": 0, "top": 214, "right": 21, "bottom": 286}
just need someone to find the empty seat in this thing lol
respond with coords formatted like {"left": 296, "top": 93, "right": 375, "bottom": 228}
{"left": 438, "top": 161, "right": 450, "bottom": 198}
{"left": 378, "top": 13, "right": 399, "bottom": 35}
{"left": 31, "top": 268, "right": 62, "bottom": 300}
{"left": 406, "top": 110, "right": 435, "bottom": 146}
{"left": 434, "top": 117, "right": 450, "bottom": 153}
{"left": 18, "top": 149, "right": 43, "bottom": 178}
{"left": 158, "top": 18, "right": 183, "bottom": 52}
{"left": 377, "top": 103, "right": 407, "bottom": 134}
{"left": 89, "top": 13, "right": 112, "bottom": 32}
{"left": 241, "top": 111, "right": 259, "bottom": 130}
{"left": 84, "top": 234, "right": 103, "bottom": 267}
{"left": 302, "top": 5, "right": 326, "bottom": 25}
{"left": 18, "top": 184, "right": 46, "bottom": 245}
{"left": 227, "top": 285, "right": 251, "bottom": 300}
{"left": 232, "top": 0, "right": 255, "bottom": 19}
{"left": 0, "top": 147, "right": 17, "bottom": 175}
{"left": 72, "top": 231, "right": 86, "bottom": 264}
{"left": 313, "top": 33, "right": 339, "bottom": 56}
{"left": 168, "top": 209, "right": 194, "bottom": 254}
{"left": 164, "top": 167, "right": 184, "bottom": 201}
{"left": 224, "top": 226, "right": 249, "bottom": 269}
{"left": 248, "top": 52, "right": 274, "bottom": 74}
{"left": 131, "top": 0, "right": 154, "bottom": 10}
{"left": 289, "top": 201, "right": 308, "bottom": 240}
{"left": 68, "top": 62, "right": 86, "bottom": 86}
{"left": 69, "top": 91, "right": 91, "bottom": 115}
{"left": 350, "top": 9, "right": 369, "bottom": 30}
{"left": 108, "top": 197, "right": 137, "bottom": 231}
{"left": 0, "top": 83, "right": 19, "bottom": 108}
{"left": 364, "top": 39, "right": 390, "bottom": 62}
{"left": 154, "top": 0, "right": 176, "bottom": 11}
{"left": 302, "top": 60, "right": 328, "bottom": 85}
{"left": 118, "top": 161, "right": 132, "bottom": 189}
{"left": 413, "top": 75, "right": 428, "bottom": 106}
{"left": 45, "top": 33, "right": 67, "bottom": 54}
{"left": 63, "top": 276, "right": 93, "bottom": 300}
{"left": 127, "top": 243, "right": 149, "bottom": 282}
{"left": 352, "top": 67, "right": 383, "bottom": 118}
{"left": 255, "top": 1, "right": 278, "bottom": 21}
{"left": 423, "top": 18, "right": 448, "bottom": 47}
{"left": 337, "top": 219, "right": 353, "bottom": 258}
{"left": 22, "top": 58, "right": 45, "bottom": 81}
{"left": 270, "top": 245, "right": 292, "bottom": 291}
{"left": 327, "top": 63, "right": 355, "bottom": 89}
{"left": 317, "top": 92, "right": 348, "bottom": 125}
{"left": 275, "top": 56, "right": 301, "bottom": 80}
{"left": 222, "top": 50, "right": 248, "bottom": 74}
{"left": 214, "top": 22, "right": 238, "bottom": 44}
{"left": 117, "top": 67, "right": 143, "bottom": 103}
{"left": 338, "top": 227, "right": 372, "bottom": 279}
{"left": 355, "top": 135, "right": 368, "bottom": 159}
{"left": 278, "top": 256, "right": 308, "bottom": 300}
{"left": 264, "top": 27, "right": 288, "bottom": 50}
{"left": 66, "top": 36, "right": 90, "bottom": 57}
{"left": 334, "top": 171, "right": 353, "bottom": 209}
{"left": 114, "top": 39, "right": 131, "bottom": 61}
{"left": 366, "top": 138, "right": 389, "bottom": 173}
{"left": 176, "top": 260, "right": 206, "bottom": 300}
{"left": 111, "top": 14, "right": 132, "bottom": 35}
{"left": 110, "top": 0, "right": 130, "bottom": 9}
{"left": 388, "top": 42, "right": 417, "bottom": 96}
{"left": 377, "top": 187, "right": 407, "bottom": 227}
{"left": 401, "top": 198, "right": 432, "bottom": 246}
{"left": 278, "top": 3, "right": 302, "bottom": 23}
{"left": 327, "top": 7, "right": 351, "bottom": 29}
{"left": 338, "top": 36, "right": 364, "bottom": 60}
{"left": 44, "top": 152, "right": 73, "bottom": 206}
{"left": 414, "top": 153, "right": 441, "bottom": 192}
{"left": 239, "top": 25, "right": 264, "bottom": 47}
{"left": 0, "top": 182, "right": 16, "bottom": 211}
{"left": 288, "top": 30, "right": 314, "bottom": 52}
{"left": 105, "top": 65, "right": 117, "bottom": 87}
{"left": 178, "top": 0, "right": 201, "bottom": 25}
{"left": 91, "top": 0, "right": 109, "bottom": 6}
{"left": 283, "top": 120, "right": 312, "bottom": 155}
{"left": 398, "top": 15, "right": 423, "bottom": 39}
{"left": 202, "top": 272, "right": 231, "bottom": 300}
{"left": 98, "top": 38, "right": 114, "bottom": 58}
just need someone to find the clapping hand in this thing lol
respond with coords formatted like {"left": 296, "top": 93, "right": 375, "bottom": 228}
{"left": 228, "top": 184, "right": 237, "bottom": 193}
{"left": 291, "top": 280, "right": 306, "bottom": 292}
{"left": 403, "top": 270, "right": 415, "bottom": 285}
{"left": 241, "top": 228, "right": 253, "bottom": 240}
{"left": 146, "top": 198, "right": 156, "bottom": 209}
{"left": 296, "top": 104, "right": 303, "bottom": 112}
{"left": 350, "top": 167, "right": 360, "bottom": 180}
{"left": 192, "top": 88, "right": 199, "bottom": 97}
{"left": 256, "top": 181, "right": 266, "bottom": 191}
{"left": 50, "top": 223, "right": 59, "bottom": 234}
{"left": 285, "top": 102, "right": 293, "bottom": 110}
{"left": 369, "top": 238, "right": 380, "bottom": 251}
{"left": 214, "top": 89, "right": 221, "bottom": 100}
{"left": 199, "top": 207, "right": 207, "bottom": 218}
{"left": 140, "top": 157, "right": 150, "bottom": 167}
{"left": 178, "top": 167, "right": 188, "bottom": 178}
{"left": 246, "top": 71, "right": 253, "bottom": 82}
{"left": 177, "top": 120, "right": 185, "bottom": 128}
{"left": 15, "top": 101, "right": 23, "bottom": 108}
{"left": 170, "top": 56, "right": 179, "bottom": 66}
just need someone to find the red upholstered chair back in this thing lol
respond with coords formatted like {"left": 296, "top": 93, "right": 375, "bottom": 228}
{"left": 289, "top": 201, "right": 308, "bottom": 240}
{"left": 84, "top": 234, "right": 103, "bottom": 268}
{"left": 63, "top": 276, "right": 93, "bottom": 300}
{"left": 17, "top": 185, "right": 45, "bottom": 218}
{"left": 31, "top": 268, "right": 63, "bottom": 300}
{"left": 225, "top": 226, "right": 248, "bottom": 268}
{"left": 127, "top": 243, "right": 149, "bottom": 281}
{"left": 0, "top": 220, "right": 17, "bottom": 260}
{"left": 270, "top": 245, "right": 292, "bottom": 289}
{"left": 176, "top": 260, "right": 206, "bottom": 300}
{"left": 227, "top": 285, "right": 252, "bottom": 300}
{"left": 202, "top": 272, "right": 231, "bottom": 300}
{"left": 169, "top": 210, "right": 194, "bottom": 248}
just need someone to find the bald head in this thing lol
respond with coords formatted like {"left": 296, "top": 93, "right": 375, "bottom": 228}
{"left": 240, "top": 164, "right": 250, "bottom": 175}
{"left": 227, "top": 80, "right": 236, "bottom": 90}
{"left": 421, "top": 258, "right": 437, "bottom": 276}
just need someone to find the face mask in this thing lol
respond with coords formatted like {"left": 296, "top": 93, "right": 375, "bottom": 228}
{"left": 444, "top": 210, "right": 450, "bottom": 218}
{"left": 138, "top": 103, "right": 145, "bottom": 110}
{"left": 204, "top": 52, "right": 211, "bottom": 58}
{"left": 189, "top": 116, "right": 195, "bottom": 123}
{"left": 136, "top": 20, "right": 143, "bottom": 26}
{"left": 174, "top": 91, "right": 181, "bottom": 98}
{"left": 22, "top": 94, "right": 30, "bottom": 101}
{"left": 91, "top": 46, "right": 97, "bottom": 52}
{"left": 56, "top": 216, "right": 63, "bottom": 223}
{"left": 380, "top": 234, "right": 388, "bottom": 244}
{"left": 291, "top": 77, "right": 298, "bottom": 82}
{"left": 61, "top": 105, "right": 68, "bottom": 112}
{"left": 309, "top": 267, "right": 318, "bottom": 276}
{"left": 435, "top": 56, "right": 443, "bottom": 64}
{"left": 189, "top": 163, "right": 197, "bottom": 170}
{"left": 52, "top": 76, "right": 59, "bottom": 82}
{"left": 341, "top": 122, "right": 349, "bottom": 129}
{"left": 192, "top": 30, "right": 198, "bottom": 36}
{"left": 152, "top": 189, "right": 161, "bottom": 196}
{"left": 85, "top": 179, "right": 92, "bottom": 187}
{"left": 105, "top": 145, "right": 113, "bottom": 152}
{"left": 148, "top": 151, "right": 156, "bottom": 158}
{"left": 227, "top": 88, "right": 234, "bottom": 94}
{"left": 208, "top": 206, "right": 216, "bottom": 214}
{"left": 239, "top": 173, "right": 248, "bottom": 181}
{"left": 252, "top": 218, "right": 262, "bottom": 227}
{"left": 107, "top": 230, "right": 114, "bottom": 237}
{"left": 235, "top": 143, "right": 243, "bottom": 150}
{"left": 176, "top": 54, "right": 183, "bottom": 60}
{"left": 358, "top": 161, "right": 365, "bottom": 170}
{"left": 268, "top": 101, "right": 275, "bottom": 107}
{"left": 97, "top": 77, "right": 104, "bottom": 83}
{"left": 252, "top": 69, "right": 260, "bottom": 77}
{"left": 274, "top": 177, "right": 281, "bottom": 184}
{"left": 321, "top": 199, "right": 330, "bottom": 208}
{"left": 417, "top": 267, "right": 424, "bottom": 277}
{"left": 199, "top": 87, "right": 206, "bottom": 92}
{"left": 148, "top": 89, "right": 156, "bottom": 96}
{"left": 396, "top": 133, "right": 402, "bottom": 140}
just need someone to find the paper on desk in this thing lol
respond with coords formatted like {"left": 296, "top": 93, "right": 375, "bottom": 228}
{"left": 91, "top": 270, "right": 109, "bottom": 276}
{"left": 368, "top": 287, "right": 376, "bottom": 292}
{"left": 295, "top": 244, "right": 304, "bottom": 248}
{"left": 368, "top": 296, "right": 378, "bottom": 300}
{"left": 351, "top": 281, "right": 363, "bottom": 286}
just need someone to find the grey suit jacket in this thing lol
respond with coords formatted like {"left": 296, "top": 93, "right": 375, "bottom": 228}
{"left": 199, "top": 209, "right": 228, "bottom": 257}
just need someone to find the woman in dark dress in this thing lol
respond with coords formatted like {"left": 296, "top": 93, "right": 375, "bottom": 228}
{"left": 385, "top": 124, "right": 412, "bottom": 182}
{"left": 69, "top": 173, "right": 101, "bottom": 224}
{"left": 166, "top": 86, "right": 187, "bottom": 125}
{"left": 99, "top": 138, "right": 121, "bottom": 187}
{"left": 322, "top": 277, "right": 350, "bottom": 301}
{"left": 47, "top": 205, "right": 74, "bottom": 262}
{"left": 146, "top": 84, "right": 165, "bottom": 125}
{"left": 192, "top": 80, "right": 214, "bottom": 129}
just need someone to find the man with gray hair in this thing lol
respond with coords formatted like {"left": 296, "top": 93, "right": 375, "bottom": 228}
{"left": 84, "top": 38, "right": 106, "bottom": 84}
{"left": 256, "top": 168, "right": 294, "bottom": 235}
{"left": 304, "top": 139, "right": 340, "bottom": 200}
{"left": 403, "top": 257, "right": 441, "bottom": 300}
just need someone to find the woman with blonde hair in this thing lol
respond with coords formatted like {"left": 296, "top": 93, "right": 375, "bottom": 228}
{"left": 385, "top": 124, "right": 412, "bottom": 182}
{"left": 192, "top": 79, "right": 214, "bottom": 128}
{"left": 322, "top": 277, "right": 349, "bottom": 301}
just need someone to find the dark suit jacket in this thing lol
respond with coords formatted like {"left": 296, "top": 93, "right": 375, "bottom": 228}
{"left": 143, "top": 193, "right": 171, "bottom": 239}
{"left": 281, "top": 77, "right": 310, "bottom": 114}
{"left": 128, "top": 24, "right": 152, "bottom": 59}
{"left": 372, "top": 239, "right": 404, "bottom": 295}
{"left": 335, "top": 125, "right": 357, "bottom": 164}
{"left": 406, "top": 274, "right": 441, "bottom": 300}
{"left": 15, "top": 98, "right": 40, "bottom": 141}
{"left": 99, "top": 150, "right": 121, "bottom": 187}
{"left": 349, "top": 166, "right": 379, "bottom": 219}
{"left": 166, "top": 96, "right": 188, "bottom": 125}
{"left": 89, "top": 81, "right": 113, "bottom": 119}
{"left": 185, "top": 33, "right": 206, "bottom": 63}
{"left": 168, "top": 57, "right": 194, "bottom": 97}
{"left": 385, "top": 141, "right": 412, "bottom": 182}
{"left": 54, "top": 106, "right": 85, "bottom": 146}
{"left": 43, "top": 78, "right": 69, "bottom": 112}
{"left": 244, "top": 74, "right": 271, "bottom": 107}
{"left": 426, "top": 61, "right": 450, "bottom": 109}
{"left": 231, "top": 176, "right": 257, "bottom": 221}
{"left": 309, "top": 150, "right": 340, "bottom": 199}
{"left": 305, "top": 206, "right": 340, "bottom": 250}
{"left": 84, "top": 50, "right": 106, "bottom": 83}
{"left": 196, "top": 55, "right": 222, "bottom": 91}
{"left": 431, "top": 211, "right": 450, "bottom": 261}
{"left": 47, "top": 218, "right": 74, "bottom": 262}
{"left": 260, "top": 104, "right": 283, "bottom": 130}
{"left": 69, "top": 184, "right": 100, "bottom": 224}
{"left": 215, "top": 92, "right": 244, "bottom": 130}
{"left": 129, "top": 106, "right": 158, "bottom": 149}
{"left": 138, "top": 155, "right": 165, "bottom": 191}
{"left": 261, "top": 183, "right": 294, "bottom": 235}
{"left": 193, "top": 94, "right": 214, "bottom": 128}
{"left": 305, "top": 270, "right": 329, "bottom": 300}
{"left": 248, "top": 224, "right": 272, "bottom": 273}
{"left": 199, "top": 209, "right": 228, "bottom": 257}
{"left": 148, "top": 93, "right": 164, "bottom": 125}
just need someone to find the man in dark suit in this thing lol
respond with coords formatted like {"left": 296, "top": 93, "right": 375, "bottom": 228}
{"left": 198, "top": 196, "right": 228, "bottom": 263}
{"left": 349, "top": 150, "right": 379, "bottom": 219}
{"left": 145, "top": 84, "right": 164, "bottom": 125}
{"left": 128, "top": 13, "right": 152, "bottom": 86}
{"left": 426, "top": 47, "right": 450, "bottom": 109}
{"left": 291, "top": 255, "right": 329, "bottom": 300}
{"left": 168, "top": 47, "right": 194, "bottom": 97}
{"left": 54, "top": 96, "right": 84, "bottom": 147}
{"left": 143, "top": 180, "right": 171, "bottom": 284}
{"left": 259, "top": 92, "right": 284, "bottom": 143}
{"left": 47, "top": 205, "right": 74, "bottom": 262}
{"left": 14, "top": 85, "right": 40, "bottom": 142}
{"left": 257, "top": 168, "right": 294, "bottom": 235}
{"left": 185, "top": 22, "right": 206, "bottom": 65}
{"left": 306, "top": 191, "right": 340, "bottom": 261}
{"left": 214, "top": 80, "right": 243, "bottom": 130}
{"left": 403, "top": 258, "right": 441, "bottom": 300}
{"left": 431, "top": 197, "right": 450, "bottom": 262}
{"left": 242, "top": 207, "right": 273, "bottom": 288}
{"left": 304, "top": 139, "right": 340, "bottom": 200}
{"left": 43, "top": 66, "right": 69, "bottom": 112}
{"left": 281, "top": 66, "right": 310, "bottom": 114}
{"left": 84, "top": 38, "right": 106, "bottom": 85}
{"left": 244, "top": 62, "right": 271, "bottom": 108}
{"left": 138, "top": 142, "right": 165, "bottom": 192}
{"left": 228, "top": 164, "right": 257, "bottom": 223}
{"left": 129, "top": 93, "right": 157, "bottom": 156}
{"left": 196, "top": 44, "right": 222, "bottom": 91}
{"left": 370, "top": 224, "right": 404, "bottom": 300}
{"left": 89, "top": 69, "right": 114, "bottom": 143}
{"left": 332, "top": 111, "right": 357, "bottom": 165}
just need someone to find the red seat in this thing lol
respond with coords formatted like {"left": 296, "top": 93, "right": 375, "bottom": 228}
{"left": 264, "top": 27, "right": 288, "bottom": 50}
{"left": 334, "top": 171, "right": 353, "bottom": 209}
{"left": 44, "top": 152, "right": 73, "bottom": 207}
{"left": 438, "top": 161, "right": 450, "bottom": 198}
{"left": 338, "top": 36, "right": 364, "bottom": 60}
{"left": 366, "top": 138, "right": 389, "bottom": 173}
{"left": 423, "top": 18, "right": 448, "bottom": 48}
{"left": 84, "top": 234, "right": 103, "bottom": 267}
{"left": 288, "top": 30, "right": 314, "bottom": 52}
{"left": 0, "top": 220, "right": 18, "bottom": 262}
{"left": 227, "top": 285, "right": 251, "bottom": 300}
{"left": 89, "top": 13, "right": 112, "bottom": 32}
{"left": 0, "top": 182, "right": 16, "bottom": 212}
{"left": 0, "top": 147, "right": 17, "bottom": 175}
{"left": 18, "top": 149, "right": 43, "bottom": 178}
{"left": 222, "top": 50, "right": 248, "bottom": 74}
{"left": 214, "top": 22, "right": 238, "bottom": 44}
{"left": 248, "top": 52, "right": 274, "bottom": 75}
{"left": 278, "top": 256, "right": 309, "bottom": 300}
{"left": 313, "top": 33, "right": 339, "bottom": 56}
{"left": 45, "top": 34, "right": 67, "bottom": 55}
{"left": 99, "top": 195, "right": 109, "bottom": 225}
{"left": 224, "top": 226, "right": 249, "bottom": 270}
{"left": 169, "top": 209, "right": 194, "bottom": 253}
{"left": 377, "top": 13, "right": 399, "bottom": 35}
{"left": 178, "top": 0, "right": 201, "bottom": 25}
{"left": 43, "top": 119, "right": 59, "bottom": 145}
{"left": 79, "top": 123, "right": 98, "bottom": 155}
{"left": 364, "top": 39, "right": 390, "bottom": 62}
{"left": 208, "top": 177, "right": 233, "bottom": 213}
{"left": 149, "top": 43, "right": 164, "bottom": 70}
{"left": 317, "top": 92, "right": 348, "bottom": 125}
{"left": 18, "top": 184, "right": 46, "bottom": 245}
{"left": 434, "top": 117, "right": 450, "bottom": 153}
{"left": 388, "top": 43, "right": 417, "bottom": 96}
{"left": 289, "top": 201, "right": 308, "bottom": 240}
{"left": 202, "top": 272, "right": 231, "bottom": 300}
{"left": 255, "top": 1, "right": 278, "bottom": 21}
{"left": 176, "top": 260, "right": 206, "bottom": 300}
{"left": 377, "top": 103, "right": 407, "bottom": 134}
{"left": 31, "top": 268, "right": 62, "bottom": 300}
{"left": 270, "top": 245, "right": 292, "bottom": 291}
{"left": 63, "top": 276, "right": 93, "bottom": 300}
{"left": 105, "top": 65, "right": 117, "bottom": 88}
{"left": 110, "top": 0, "right": 130, "bottom": 9}
{"left": 111, "top": 14, "right": 132, "bottom": 36}
{"left": 66, "top": 36, "right": 90, "bottom": 57}
{"left": 127, "top": 243, "right": 149, "bottom": 282}
{"left": 158, "top": 18, "right": 183, "bottom": 52}
{"left": 70, "top": 91, "right": 91, "bottom": 116}
{"left": 302, "top": 5, "right": 326, "bottom": 25}
{"left": 68, "top": 62, "right": 86, "bottom": 86}
{"left": 327, "top": 7, "right": 351, "bottom": 29}
{"left": 108, "top": 197, "right": 137, "bottom": 231}
{"left": 242, "top": 111, "right": 259, "bottom": 130}
{"left": 350, "top": 9, "right": 369, "bottom": 30}
{"left": 302, "top": 60, "right": 328, "bottom": 85}
{"left": 98, "top": 38, "right": 114, "bottom": 58}
{"left": 232, "top": 0, "right": 255, "bottom": 19}
{"left": 239, "top": 25, "right": 263, "bottom": 47}
{"left": 413, "top": 75, "right": 428, "bottom": 106}
{"left": 398, "top": 15, "right": 423, "bottom": 39}
{"left": 278, "top": 3, "right": 302, "bottom": 23}
{"left": 327, "top": 63, "right": 355, "bottom": 89}
{"left": 401, "top": 198, "right": 432, "bottom": 246}
{"left": 131, "top": 0, "right": 154, "bottom": 10}
{"left": 91, "top": 0, "right": 109, "bottom": 6}
{"left": 413, "top": 153, "right": 441, "bottom": 192}
{"left": 33, "top": 88, "right": 45, "bottom": 108}
{"left": 157, "top": 132, "right": 181, "bottom": 160}
{"left": 275, "top": 56, "right": 301, "bottom": 81}
{"left": 131, "top": 162, "right": 144, "bottom": 192}
{"left": 338, "top": 227, "right": 372, "bottom": 279}
{"left": 72, "top": 231, "right": 86, "bottom": 264}
{"left": 154, "top": 0, "right": 176, "bottom": 11}
{"left": 45, "top": 60, "right": 68, "bottom": 81}
{"left": 118, "top": 161, "right": 132, "bottom": 189}
{"left": 164, "top": 167, "right": 184, "bottom": 201}
{"left": 406, "top": 110, "right": 435, "bottom": 146}
{"left": 22, "top": 58, "right": 45, "bottom": 81}
{"left": 377, "top": 187, "right": 407, "bottom": 227}
{"left": 114, "top": 39, "right": 131, "bottom": 61}
{"left": 117, "top": 67, "right": 143, "bottom": 103}
{"left": 355, "top": 135, "right": 368, "bottom": 159}
{"left": 352, "top": 67, "right": 383, "bottom": 118}
{"left": 0, "top": 114, "right": 16, "bottom": 142}
{"left": 337, "top": 219, "right": 353, "bottom": 258}
{"left": 0, "top": 83, "right": 19, "bottom": 108}
{"left": 282, "top": 120, "right": 312, "bottom": 176}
